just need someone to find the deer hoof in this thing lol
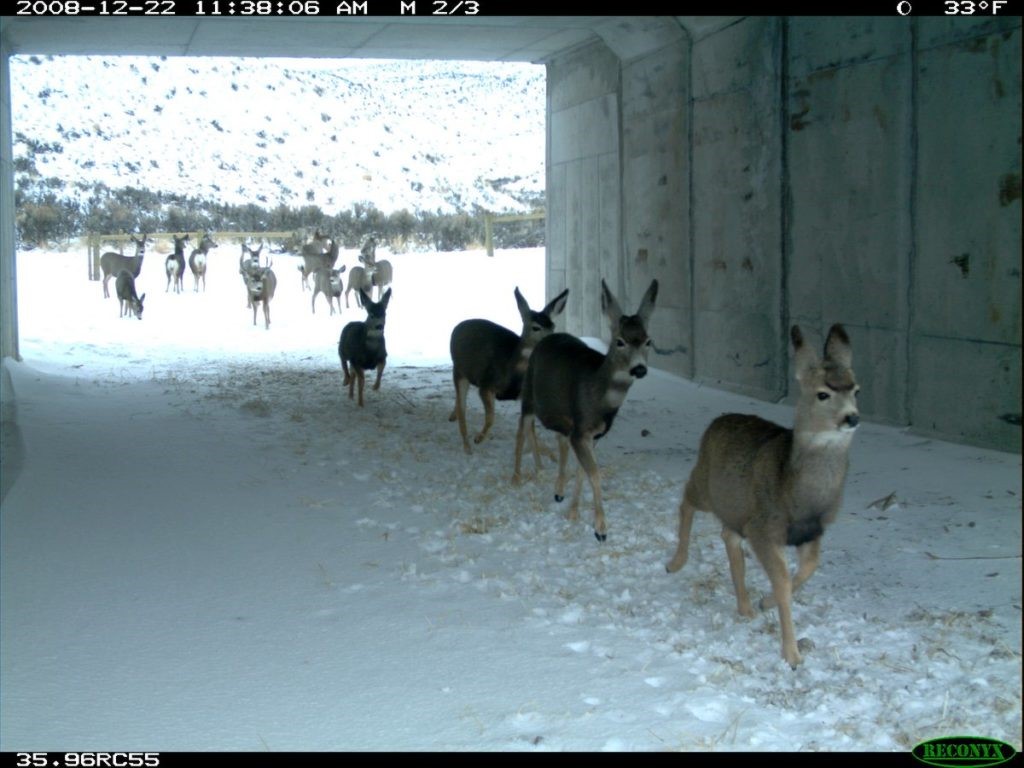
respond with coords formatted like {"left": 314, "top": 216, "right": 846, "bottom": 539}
{"left": 554, "top": 494, "right": 564, "bottom": 503}
{"left": 594, "top": 531, "right": 607, "bottom": 543}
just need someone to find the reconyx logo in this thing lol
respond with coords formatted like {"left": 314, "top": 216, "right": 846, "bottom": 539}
{"left": 913, "top": 736, "right": 1018, "bottom": 768}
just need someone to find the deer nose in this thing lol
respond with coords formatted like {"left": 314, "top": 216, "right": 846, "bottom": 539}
{"left": 630, "top": 364, "right": 648, "bottom": 379}
{"left": 844, "top": 413, "right": 860, "bottom": 429}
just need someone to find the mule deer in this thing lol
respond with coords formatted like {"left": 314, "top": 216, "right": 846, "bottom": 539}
{"left": 189, "top": 232, "right": 218, "bottom": 292}
{"left": 338, "top": 288, "right": 391, "bottom": 407}
{"left": 449, "top": 286, "right": 569, "bottom": 454}
{"left": 115, "top": 270, "right": 145, "bottom": 319}
{"left": 297, "top": 228, "right": 333, "bottom": 290}
{"left": 312, "top": 263, "right": 347, "bottom": 315}
{"left": 240, "top": 244, "right": 276, "bottom": 328}
{"left": 370, "top": 259, "right": 393, "bottom": 302}
{"left": 665, "top": 324, "right": 859, "bottom": 668}
{"left": 345, "top": 265, "right": 373, "bottom": 309}
{"left": 100, "top": 234, "right": 149, "bottom": 298}
{"left": 240, "top": 242, "right": 263, "bottom": 308}
{"left": 165, "top": 234, "right": 189, "bottom": 294}
{"left": 513, "top": 279, "right": 658, "bottom": 542}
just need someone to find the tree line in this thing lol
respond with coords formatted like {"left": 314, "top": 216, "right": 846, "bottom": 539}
{"left": 15, "top": 180, "right": 545, "bottom": 253}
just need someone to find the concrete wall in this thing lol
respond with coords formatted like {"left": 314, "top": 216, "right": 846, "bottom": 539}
{"left": 546, "top": 37, "right": 691, "bottom": 376}
{"left": 0, "top": 39, "right": 19, "bottom": 364}
{"left": 545, "top": 16, "right": 1021, "bottom": 452}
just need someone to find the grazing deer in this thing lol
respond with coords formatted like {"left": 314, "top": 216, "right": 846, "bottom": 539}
{"left": 100, "top": 234, "right": 149, "bottom": 298}
{"left": 338, "top": 288, "right": 392, "bottom": 407}
{"left": 312, "top": 264, "right": 347, "bottom": 315}
{"left": 665, "top": 324, "right": 859, "bottom": 669}
{"left": 449, "top": 286, "right": 569, "bottom": 454}
{"left": 513, "top": 279, "right": 658, "bottom": 542}
{"left": 188, "top": 232, "right": 218, "bottom": 292}
{"left": 115, "top": 270, "right": 145, "bottom": 319}
{"left": 297, "top": 228, "right": 333, "bottom": 290}
{"left": 165, "top": 234, "right": 189, "bottom": 294}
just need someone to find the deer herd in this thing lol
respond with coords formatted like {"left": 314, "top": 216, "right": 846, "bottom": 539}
{"left": 96, "top": 229, "right": 859, "bottom": 669}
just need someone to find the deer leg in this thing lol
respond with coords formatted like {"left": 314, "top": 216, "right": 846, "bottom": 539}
{"left": 356, "top": 369, "right": 366, "bottom": 407}
{"left": 346, "top": 363, "right": 356, "bottom": 399}
{"left": 453, "top": 377, "right": 472, "bottom": 454}
{"left": 475, "top": 389, "right": 496, "bottom": 444}
{"left": 512, "top": 413, "right": 533, "bottom": 485}
{"left": 721, "top": 527, "right": 755, "bottom": 618}
{"left": 373, "top": 360, "right": 385, "bottom": 391}
{"left": 554, "top": 434, "right": 570, "bottom": 502}
{"left": 341, "top": 358, "right": 352, "bottom": 387}
{"left": 749, "top": 536, "right": 802, "bottom": 668}
{"left": 264, "top": 301, "right": 271, "bottom": 330}
{"left": 760, "top": 537, "right": 821, "bottom": 610}
{"left": 570, "top": 435, "right": 605, "bottom": 541}
{"left": 666, "top": 493, "right": 698, "bottom": 573}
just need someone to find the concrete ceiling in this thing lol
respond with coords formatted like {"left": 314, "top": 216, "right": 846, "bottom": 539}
{"left": 1, "top": 15, "right": 741, "bottom": 64}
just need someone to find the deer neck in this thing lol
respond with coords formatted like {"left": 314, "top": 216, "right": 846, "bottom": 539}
{"left": 787, "top": 426, "right": 852, "bottom": 510}
{"left": 598, "top": 351, "right": 636, "bottom": 413}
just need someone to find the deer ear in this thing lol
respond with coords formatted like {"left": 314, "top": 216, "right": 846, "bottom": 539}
{"left": 601, "top": 280, "right": 623, "bottom": 326}
{"left": 824, "top": 324, "right": 853, "bottom": 368}
{"left": 514, "top": 287, "right": 531, "bottom": 322}
{"left": 636, "top": 279, "right": 658, "bottom": 325}
{"left": 543, "top": 288, "right": 569, "bottom": 318}
{"left": 791, "top": 325, "right": 819, "bottom": 384}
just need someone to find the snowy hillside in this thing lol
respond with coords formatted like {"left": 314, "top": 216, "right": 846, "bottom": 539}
{"left": 9, "top": 55, "right": 545, "bottom": 216}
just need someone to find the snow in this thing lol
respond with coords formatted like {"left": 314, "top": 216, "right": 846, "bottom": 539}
{"left": 1, "top": 244, "right": 1020, "bottom": 752}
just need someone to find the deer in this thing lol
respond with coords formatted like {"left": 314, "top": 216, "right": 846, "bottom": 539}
{"left": 115, "top": 270, "right": 145, "bottom": 319}
{"left": 513, "top": 278, "right": 658, "bottom": 543}
{"left": 370, "top": 259, "right": 393, "bottom": 302}
{"left": 344, "top": 237, "right": 380, "bottom": 308}
{"left": 312, "top": 264, "right": 347, "bottom": 315}
{"left": 100, "top": 234, "right": 149, "bottom": 298}
{"left": 297, "top": 228, "right": 333, "bottom": 291}
{"left": 165, "top": 234, "right": 189, "bottom": 294}
{"left": 448, "top": 286, "right": 569, "bottom": 454}
{"left": 345, "top": 266, "right": 373, "bottom": 309}
{"left": 338, "top": 288, "right": 392, "bottom": 407}
{"left": 188, "top": 232, "right": 218, "bottom": 292}
{"left": 665, "top": 324, "right": 860, "bottom": 669}
{"left": 239, "top": 243, "right": 276, "bottom": 328}
{"left": 239, "top": 241, "right": 263, "bottom": 309}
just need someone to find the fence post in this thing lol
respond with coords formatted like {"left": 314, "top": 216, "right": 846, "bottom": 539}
{"left": 484, "top": 213, "right": 494, "bottom": 258}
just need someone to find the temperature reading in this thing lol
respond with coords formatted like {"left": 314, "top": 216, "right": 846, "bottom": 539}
{"left": 944, "top": 0, "right": 1008, "bottom": 13}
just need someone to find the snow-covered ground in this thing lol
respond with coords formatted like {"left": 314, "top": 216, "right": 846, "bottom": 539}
{"left": 1, "top": 244, "right": 1020, "bottom": 751}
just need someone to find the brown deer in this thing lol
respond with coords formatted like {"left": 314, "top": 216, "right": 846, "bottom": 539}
{"left": 513, "top": 279, "right": 658, "bottom": 542}
{"left": 449, "top": 286, "right": 569, "bottom": 454}
{"left": 338, "top": 288, "right": 391, "bottom": 407}
{"left": 297, "top": 228, "right": 333, "bottom": 291}
{"left": 165, "top": 234, "right": 189, "bottom": 294}
{"left": 100, "top": 234, "right": 149, "bottom": 298}
{"left": 115, "top": 270, "right": 145, "bottom": 319}
{"left": 188, "top": 232, "right": 218, "bottom": 292}
{"left": 665, "top": 324, "right": 860, "bottom": 668}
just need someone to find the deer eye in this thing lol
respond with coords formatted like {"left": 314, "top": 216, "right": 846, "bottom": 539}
{"left": 532, "top": 324, "right": 542, "bottom": 332}
{"left": 645, "top": 339, "right": 652, "bottom": 347}
{"left": 615, "top": 338, "right": 626, "bottom": 348}
{"left": 817, "top": 391, "right": 831, "bottom": 401}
